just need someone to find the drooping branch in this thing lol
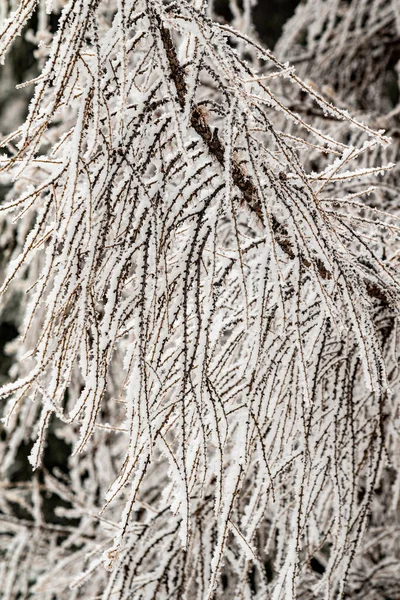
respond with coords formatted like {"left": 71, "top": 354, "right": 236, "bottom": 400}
{"left": 0, "top": 2, "right": 399, "bottom": 598}
{"left": 159, "top": 22, "right": 396, "bottom": 303}
{"left": 159, "top": 23, "right": 261, "bottom": 217}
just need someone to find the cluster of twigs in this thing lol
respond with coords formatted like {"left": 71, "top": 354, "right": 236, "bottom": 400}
{"left": 0, "top": 1, "right": 399, "bottom": 598}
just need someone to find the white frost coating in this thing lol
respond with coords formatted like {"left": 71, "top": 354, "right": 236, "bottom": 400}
{"left": 0, "top": 0, "right": 399, "bottom": 599}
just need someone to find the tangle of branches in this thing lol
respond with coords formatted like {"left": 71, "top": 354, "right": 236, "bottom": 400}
{"left": 0, "top": 1, "right": 399, "bottom": 598}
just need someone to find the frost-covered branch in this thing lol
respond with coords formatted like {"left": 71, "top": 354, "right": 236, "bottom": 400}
{"left": 0, "top": 1, "right": 399, "bottom": 599}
